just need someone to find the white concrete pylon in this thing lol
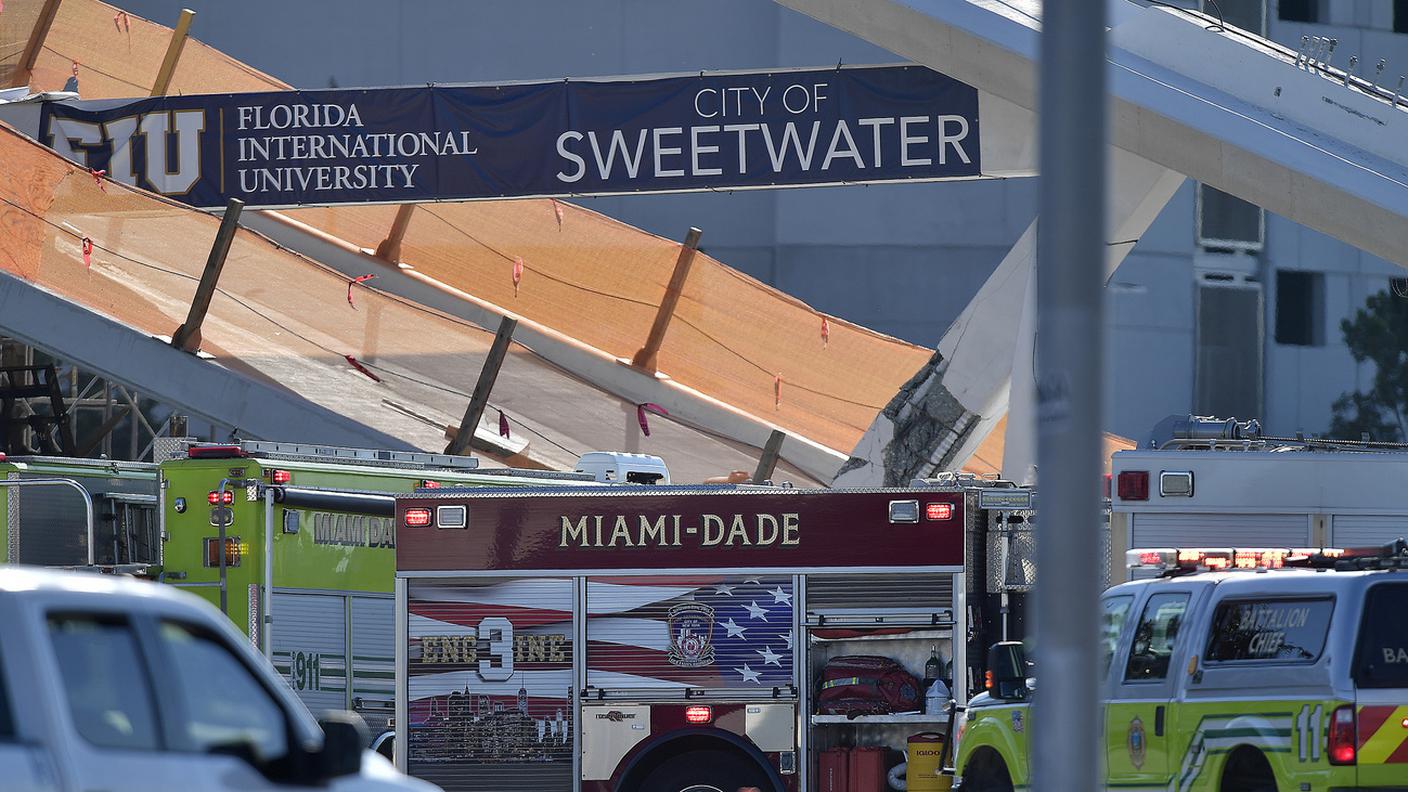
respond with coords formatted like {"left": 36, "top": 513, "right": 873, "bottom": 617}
{"left": 833, "top": 147, "right": 1181, "bottom": 486}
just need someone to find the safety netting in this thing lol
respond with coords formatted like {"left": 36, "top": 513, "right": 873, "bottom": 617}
{"left": 0, "top": 121, "right": 823, "bottom": 484}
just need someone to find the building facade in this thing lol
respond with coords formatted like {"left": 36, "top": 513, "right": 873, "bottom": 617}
{"left": 110, "top": 0, "right": 1408, "bottom": 443}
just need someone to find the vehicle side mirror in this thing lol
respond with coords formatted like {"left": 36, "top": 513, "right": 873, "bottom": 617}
{"left": 316, "top": 712, "right": 366, "bottom": 780}
{"left": 986, "top": 641, "right": 1030, "bottom": 701}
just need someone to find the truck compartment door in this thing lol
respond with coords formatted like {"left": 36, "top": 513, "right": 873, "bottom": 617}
{"left": 404, "top": 578, "right": 575, "bottom": 791}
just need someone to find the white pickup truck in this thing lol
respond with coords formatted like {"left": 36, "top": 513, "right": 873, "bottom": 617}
{"left": 0, "top": 566, "right": 439, "bottom": 792}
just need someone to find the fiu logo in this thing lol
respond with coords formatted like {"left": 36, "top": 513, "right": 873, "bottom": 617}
{"left": 45, "top": 110, "right": 205, "bottom": 196}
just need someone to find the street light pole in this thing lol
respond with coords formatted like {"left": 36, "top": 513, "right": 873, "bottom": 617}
{"left": 1034, "top": 1, "right": 1107, "bottom": 790}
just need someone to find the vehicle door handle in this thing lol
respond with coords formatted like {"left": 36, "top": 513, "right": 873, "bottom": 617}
{"left": 1154, "top": 705, "right": 1165, "bottom": 737}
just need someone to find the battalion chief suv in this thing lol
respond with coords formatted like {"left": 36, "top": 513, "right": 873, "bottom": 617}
{"left": 952, "top": 542, "right": 1408, "bottom": 792}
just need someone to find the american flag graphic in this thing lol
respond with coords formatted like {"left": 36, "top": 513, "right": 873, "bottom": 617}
{"left": 406, "top": 575, "right": 795, "bottom": 711}
{"left": 588, "top": 575, "right": 795, "bottom": 688}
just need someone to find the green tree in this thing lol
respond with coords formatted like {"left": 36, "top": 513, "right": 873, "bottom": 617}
{"left": 1329, "top": 288, "right": 1408, "bottom": 442}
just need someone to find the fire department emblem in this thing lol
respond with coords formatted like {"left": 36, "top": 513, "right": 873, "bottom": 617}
{"left": 1127, "top": 716, "right": 1147, "bottom": 770}
{"left": 666, "top": 601, "right": 716, "bottom": 668}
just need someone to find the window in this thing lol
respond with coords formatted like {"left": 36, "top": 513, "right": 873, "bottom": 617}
{"left": 1125, "top": 593, "right": 1190, "bottom": 682}
{"left": 1197, "top": 184, "right": 1264, "bottom": 252}
{"left": 1354, "top": 583, "right": 1408, "bottom": 688}
{"left": 1279, "top": 0, "right": 1319, "bottom": 23}
{"left": 47, "top": 614, "right": 161, "bottom": 751}
{"left": 1101, "top": 595, "right": 1135, "bottom": 677}
{"left": 156, "top": 621, "right": 288, "bottom": 762}
{"left": 1195, "top": 281, "right": 1264, "bottom": 420}
{"left": 1275, "top": 270, "right": 1324, "bottom": 346}
{"left": 1204, "top": 598, "right": 1333, "bottom": 663}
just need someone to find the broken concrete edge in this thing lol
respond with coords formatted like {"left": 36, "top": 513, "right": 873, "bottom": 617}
{"left": 243, "top": 209, "right": 850, "bottom": 482}
{"left": 0, "top": 270, "right": 416, "bottom": 452}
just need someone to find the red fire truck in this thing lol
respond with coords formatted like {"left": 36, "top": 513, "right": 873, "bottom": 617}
{"left": 392, "top": 479, "right": 1034, "bottom": 792}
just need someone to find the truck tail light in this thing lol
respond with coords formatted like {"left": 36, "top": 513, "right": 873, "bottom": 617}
{"left": 207, "top": 490, "right": 234, "bottom": 505}
{"left": 1328, "top": 705, "right": 1356, "bottom": 765}
{"left": 270, "top": 469, "right": 291, "bottom": 485}
{"left": 925, "top": 502, "right": 953, "bottom": 521}
{"left": 404, "top": 508, "right": 432, "bottom": 528}
{"left": 684, "top": 705, "right": 712, "bottom": 724}
{"left": 1117, "top": 470, "right": 1149, "bottom": 501}
{"left": 203, "top": 537, "right": 241, "bottom": 567}
{"left": 420, "top": 480, "right": 442, "bottom": 489}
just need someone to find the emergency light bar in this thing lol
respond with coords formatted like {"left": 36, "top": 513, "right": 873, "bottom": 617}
{"left": 1128, "top": 547, "right": 1346, "bottom": 574}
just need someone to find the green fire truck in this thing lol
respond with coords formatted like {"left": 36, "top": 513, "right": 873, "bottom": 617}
{"left": 1, "top": 452, "right": 159, "bottom": 567}
{"left": 157, "top": 440, "right": 638, "bottom": 740}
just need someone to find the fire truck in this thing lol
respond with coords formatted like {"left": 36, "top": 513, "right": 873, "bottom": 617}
{"left": 1108, "top": 416, "right": 1408, "bottom": 583}
{"left": 157, "top": 440, "right": 636, "bottom": 739}
{"left": 0, "top": 452, "right": 159, "bottom": 567}
{"left": 392, "top": 478, "right": 1036, "bottom": 792}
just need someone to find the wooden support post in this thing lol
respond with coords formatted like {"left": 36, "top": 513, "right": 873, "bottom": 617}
{"left": 630, "top": 227, "right": 702, "bottom": 373}
{"left": 751, "top": 429, "right": 786, "bottom": 484}
{"left": 445, "top": 316, "right": 518, "bottom": 456}
{"left": 373, "top": 204, "right": 417, "bottom": 262}
{"left": 16, "top": 0, "right": 63, "bottom": 82}
{"left": 149, "top": 9, "right": 195, "bottom": 97}
{"left": 172, "top": 198, "right": 243, "bottom": 353}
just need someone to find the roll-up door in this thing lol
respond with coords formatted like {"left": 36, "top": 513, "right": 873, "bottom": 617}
{"left": 405, "top": 578, "right": 574, "bottom": 792}
{"left": 350, "top": 595, "right": 394, "bottom": 732}
{"left": 1330, "top": 515, "right": 1408, "bottom": 547}
{"left": 271, "top": 592, "right": 348, "bottom": 715}
{"left": 1131, "top": 513, "right": 1310, "bottom": 547}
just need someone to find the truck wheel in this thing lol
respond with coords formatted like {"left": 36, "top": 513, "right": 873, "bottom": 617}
{"left": 631, "top": 748, "right": 773, "bottom": 792}
{"left": 962, "top": 750, "right": 1014, "bottom": 792}
{"left": 1220, "top": 747, "right": 1277, "bottom": 792}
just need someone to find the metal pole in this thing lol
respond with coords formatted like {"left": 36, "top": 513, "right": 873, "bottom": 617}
{"left": 373, "top": 204, "right": 417, "bottom": 263}
{"left": 217, "top": 478, "right": 231, "bottom": 615}
{"left": 1034, "top": 1, "right": 1106, "bottom": 791}
{"left": 263, "top": 487, "right": 275, "bottom": 660}
{"left": 0, "top": 478, "right": 96, "bottom": 565}
{"left": 446, "top": 316, "right": 518, "bottom": 456}
{"left": 172, "top": 198, "right": 245, "bottom": 353}
{"left": 750, "top": 429, "right": 786, "bottom": 483}
{"left": 150, "top": 9, "right": 196, "bottom": 97}
{"left": 630, "top": 227, "right": 703, "bottom": 373}
{"left": 16, "top": 0, "right": 63, "bottom": 79}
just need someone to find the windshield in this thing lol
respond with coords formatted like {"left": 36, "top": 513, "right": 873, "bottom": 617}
{"left": 1355, "top": 583, "right": 1408, "bottom": 689}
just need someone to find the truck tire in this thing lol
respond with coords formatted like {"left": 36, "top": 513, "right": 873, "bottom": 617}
{"left": 961, "top": 750, "right": 1014, "bottom": 792}
{"left": 631, "top": 747, "right": 774, "bottom": 792}
{"left": 1219, "top": 747, "right": 1277, "bottom": 792}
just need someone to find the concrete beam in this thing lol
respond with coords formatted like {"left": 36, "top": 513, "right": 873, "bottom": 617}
{"left": 776, "top": 0, "right": 1408, "bottom": 269}
{"left": 240, "top": 210, "right": 849, "bottom": 481}
{"left": 0, "top": 271, "right": 415, "bottom": 450}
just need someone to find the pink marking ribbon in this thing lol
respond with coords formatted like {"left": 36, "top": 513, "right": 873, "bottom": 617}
{"left": 498, "top": 410, "right": 511, "bottom": 439}
{"left": 636, "top": 402, "right": 669, "bottom": 437}
{"left": 821, "top": 316, "right": 830, "bottom": 348}
{"left": 553, "top": 200, "right": 564, "bottom": 229}
{"left": 774, "top": 373, "right": 783, "bottom": 409}
{"left": 344, "top": 355, "right": 382, "bottom": 382}
{"left": 81, "top": 237, "right": 93, "bottom": 268}
{"left": 346, "top": 273, "right": 377, "bottom": 308}
{"left": 512, "top": 256, "right": 524, "bottom": 295}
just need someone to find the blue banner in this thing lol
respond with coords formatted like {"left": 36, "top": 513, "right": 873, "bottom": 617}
{"left": 33, "top": 65, "right": 979, "bottom": 209}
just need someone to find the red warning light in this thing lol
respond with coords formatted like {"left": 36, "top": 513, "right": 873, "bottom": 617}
{"left": 925, "top": 502, "right": 954, "bottom": 521}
